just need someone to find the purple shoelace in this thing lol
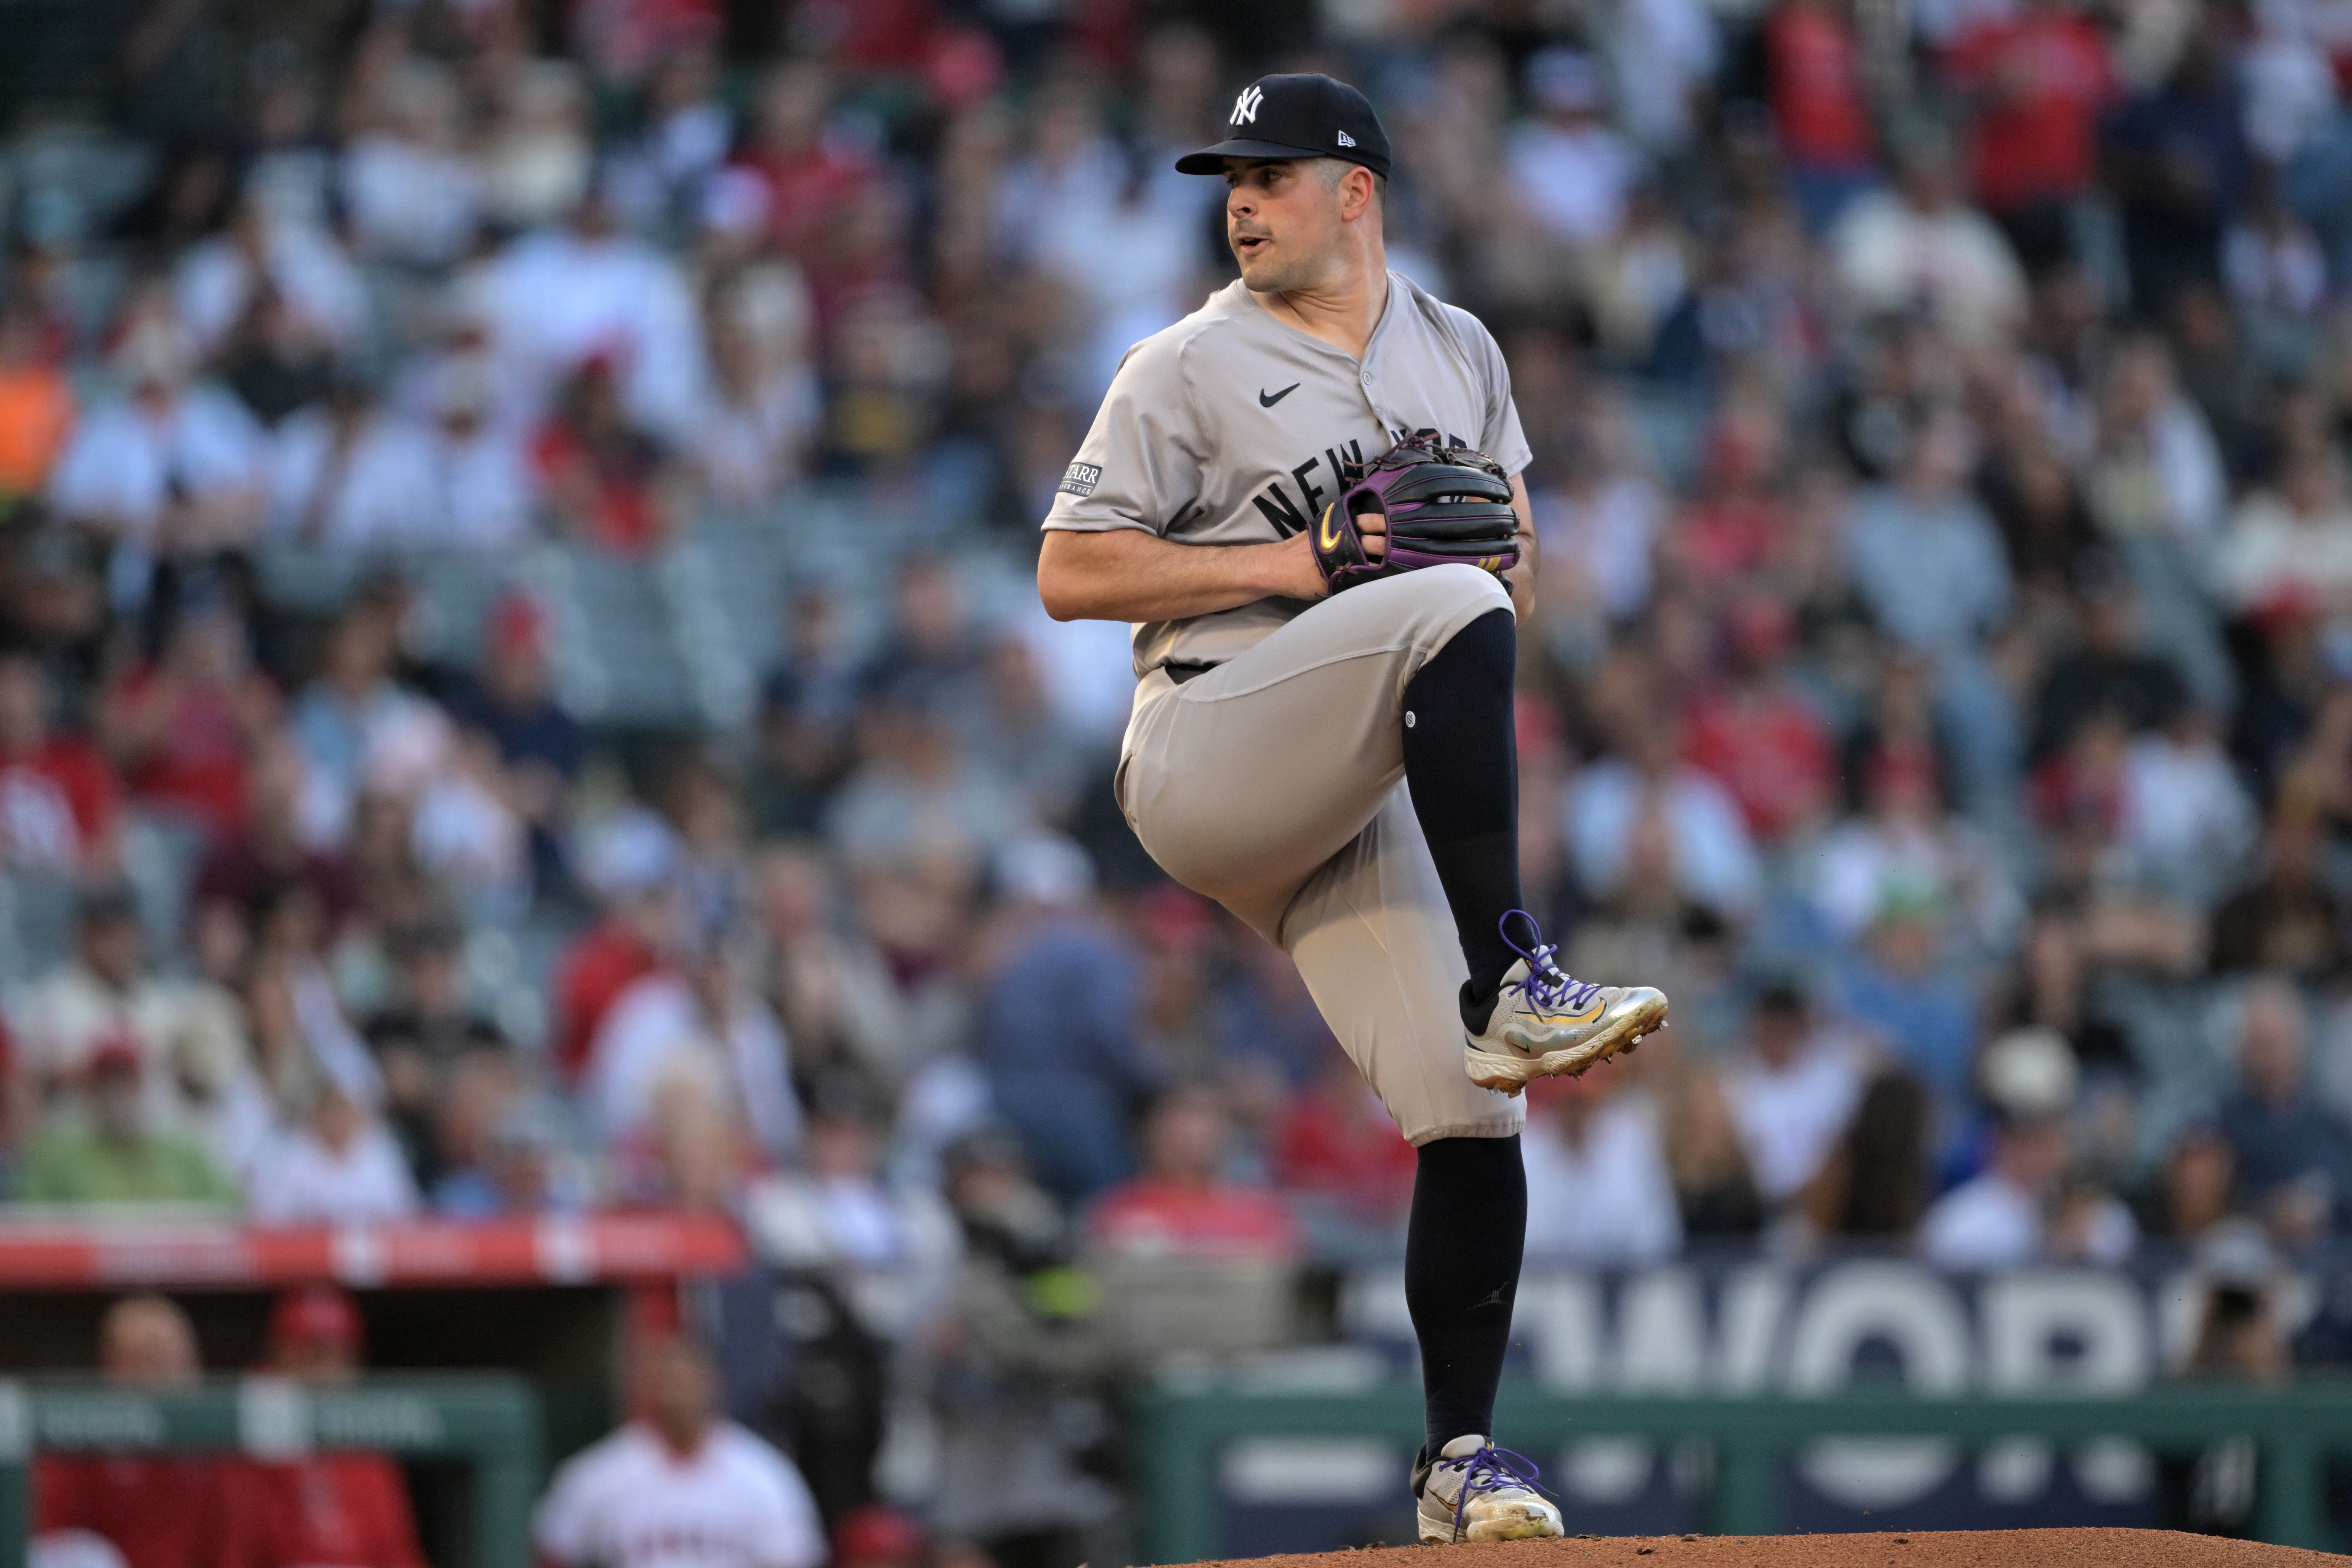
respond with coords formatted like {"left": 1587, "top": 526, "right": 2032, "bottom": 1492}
{"left": 1445, "top": 1443, "right": 1552, "bottom": 1538}
{"left": 1499, "top": 908, "right": 1599, "bottom": 1013}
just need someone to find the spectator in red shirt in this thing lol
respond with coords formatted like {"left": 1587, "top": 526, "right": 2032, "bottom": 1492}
{"left": 232, "top": 1287, "right": 428, "bottom": 1568}
{"left": 1764, "top": 0, "right": 1880, "bottom": 229}
{"left": 2028, "top": 705, "right": 2131, "bottom": 886}
{"left": 1683, "top": 592, "right": 1838, "bottom": 843}
{"left": 35, "top": 1294, "right": 244, "bottom": 1568}
{"left": 191, "top": 732, "right": 357, "bottom": 937}
{"left": 532, "top": 357, "right": 675, "bottom": 553}
{"left": 0, "top": 651, "right": 120, "bottom": 874}
{"left": 1942, "top": 0, "right": 2118, "bottom": 272}
{"left": 1667, "top": 402, "right": 1788, "bottom": 589}
{"left": 1091, "top": 1086, "right": 1298, "bottom": 1260}
{"left": 1273, "top": 1050, "right": 1417, "bottom": 1221}
{"left": 100, "top": 595, "right": 278, "bottom": 842}
{"left": 792, "top": 0, "right": 936, "bottom": 74}
{"left": 549, "top": 815, "right": 680, "bottom": 1081}
{"left": 736, "top": 61, "right": 880, "bottom": 268}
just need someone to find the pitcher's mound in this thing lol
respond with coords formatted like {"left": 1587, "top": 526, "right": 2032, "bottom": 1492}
{"left": 1198, "top": 1530, "right": 2345, "bottom": 1567}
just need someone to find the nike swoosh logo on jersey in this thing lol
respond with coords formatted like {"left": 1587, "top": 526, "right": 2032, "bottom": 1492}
{"left": 1259, "top": 384, "right": 1300, "bottom": 407}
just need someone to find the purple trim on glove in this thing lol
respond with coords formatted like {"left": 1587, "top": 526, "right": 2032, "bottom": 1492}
{"left": 1311, "top": 433, "right": 1521, "bottom": 595}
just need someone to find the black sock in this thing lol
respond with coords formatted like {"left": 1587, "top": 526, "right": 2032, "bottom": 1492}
{"left": 1401, "top": 608, "right": 1523, "bottom": 1029}
{"left": 1408, "top": 1134, "right": 1528, "bottom": 1460}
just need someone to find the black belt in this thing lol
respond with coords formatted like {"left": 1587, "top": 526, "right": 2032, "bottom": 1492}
{"left": 1163, "top": 661, "right": 1219, "bottom": 685}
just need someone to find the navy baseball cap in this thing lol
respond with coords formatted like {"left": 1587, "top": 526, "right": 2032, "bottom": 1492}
{"left": 1175, "top": 73, "right": 1393, "bottom": 180}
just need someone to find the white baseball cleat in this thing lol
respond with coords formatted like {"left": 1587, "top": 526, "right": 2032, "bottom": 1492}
{"left": 1413, "top": 1435, "right": 1565, "bottom": 1544}
{"left": 1463, "top": 910, "right": 1667, "bottom": 1095}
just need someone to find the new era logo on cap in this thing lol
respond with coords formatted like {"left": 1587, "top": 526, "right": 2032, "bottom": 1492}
{"left": 1176, "top": 73, "right": 1393, "bottom": 180}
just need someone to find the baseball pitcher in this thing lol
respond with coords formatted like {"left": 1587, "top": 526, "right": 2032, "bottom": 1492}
{"left": 1036, "top": 72, "right": 1670, "bottom": 1543}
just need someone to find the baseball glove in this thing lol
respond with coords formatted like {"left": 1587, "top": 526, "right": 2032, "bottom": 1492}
{"left": 1311, "top": 431, "right": 1521, "bottom": 595}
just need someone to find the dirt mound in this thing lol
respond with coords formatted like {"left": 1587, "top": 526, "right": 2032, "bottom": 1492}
{"left": 1198, "top": 1529, "right": 2345, "bottom": 1568}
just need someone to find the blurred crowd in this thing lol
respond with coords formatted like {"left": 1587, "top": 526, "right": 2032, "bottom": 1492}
{"left": 34, "top": 1289, "right": 441, "bottom": 1568}
{"left": 34, "top": 1288, "right": 828, "bottom": 1568}
{"left": 8, "top": 0, "right": 2352, "bottom": 1547}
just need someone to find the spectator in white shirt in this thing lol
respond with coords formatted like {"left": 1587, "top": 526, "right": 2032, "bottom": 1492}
{"left": 266, "top": 376, "right": 437, "bottom": 548}
{"left": 2215, "top": 448, "right": 2352, "bottom": 615}
{"left": 824, "top": 680, "right": 1031, "bottom": 879}
{"left": 242, "top": 948, "right": 387, "bottom": 1136}
{"left": 1599, "top": 0, "right": 1720, "bottom": 152}
{"left": 48, "top": 316, "right": 268, "bottom": 553}
{"left": 2224, "top": 194, "right": 2329, "bottom": 318}
{"left": 8, "top": 883, "right": 251, "bottom": 1136}
{"left": 480, "top": 62, "right": 593, "bottom": 230}
{"left": 482, "top": 187, "right": 709, "bottom": 442}
{"left": 997, "top": 86, "right": 1211, "bottom": 401}
{"left": 288, "top": 592, "right": 434, "bottom": 836}
{"left": 1828, "top": 131, "right": 2029, "bottom": 346}
{"left": 989, "top": 83, "right": 1204, "bottom": 399}
{"left": 993, "top": 81, "right": 1131, "bottom": 270}
{"left": 742, "top": 1098, "right": 959, "bottom": 1344}
{"left": 1725, "top": 982, "right": 1868, "bottom": 1207}
{"left": 604, "top": 49, "right": 735, "bottom": 234}
{"left": 240, "top": 74, "right": 336, "bottom": 230}
{"left": 1507, "top": 49, "right": 1638, "bottom": 249}
{"left": 1536, "top": 397, "right": 1668, "bottom": 626}
{"left": 1920, "top": 1109, "right": 2067, "bottom": 1268}
{"left": 2084, "top": 334, "right": 2229, "bottom": 544}
{"left": 246, "top": 1081, "right": 421, "bottom": 1225}
{"left": 1564, "top": 721, "right": 1763, "bottom": 921}
{"left": 268, "top": 367, "right": 535, "bottom": 553}
{"left": 480, "top": 60, "right": 595, "bottom": 231}
{"left": 422, "top": 358, "right": 539, "bottom": 549}
{"left": 1065, "top": 155, "right": 1215, "bottom": 402}
{"left": 535, "top": 1335, "right": 824, "bottom": 1568}
{"left": 1521, "top": 1073, "right": 1683, "bottom": 1264}
{"left": 2115, "top": 705, "right": 2257, "bottom": 905}
{"left": 1920, "top": 1027, "right": 2136, "bottom": 1267}
{"left": 341, "top": 58, "right": 483, "bottom": 267}
{"left": 391, "top": 268, "right": 544, "bottom": 437}
{"left": 173, "top": 197, "right": 367, "bottom": 360}
{"left": 692, "top": 319, "right": 819, "bottom": 512}
{"left": 1814, "top": 749, "right": 2022, "bottom": 950}
{"left": 357, "top": 704, "right": 533, "bottom": 914}
{"left": 588, "top": 940, "right": 801, "bottom": 1161}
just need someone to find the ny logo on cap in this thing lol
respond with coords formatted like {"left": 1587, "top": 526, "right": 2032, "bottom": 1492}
{"left": 1231, "top": 84, "right": 1263, "bottom": 125}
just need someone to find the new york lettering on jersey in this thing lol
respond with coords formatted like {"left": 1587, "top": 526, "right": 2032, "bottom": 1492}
{"left": 1043, "top": 271, "right": 1531, "bottom": 675}
{"left": 1249, "top": 426, "right": 1476, "bottom": 538}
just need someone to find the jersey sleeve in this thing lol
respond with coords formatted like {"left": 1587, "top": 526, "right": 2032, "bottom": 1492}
{"left": 531, "top": 1447, "right": 609, "bottom": 1567}
{"left": 744, "top": 1440, "right": 828, "bottom": 1568}
{"left": 1449, "top": 305, "right": 1534, "bottom": 478}
{"left": 1041, "top": 334, "right": 1206, "bottom": 537}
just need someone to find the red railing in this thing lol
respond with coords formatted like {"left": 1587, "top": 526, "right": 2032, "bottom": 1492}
{"left": 0, "top": 1212, "right": 748, "bottom": 1288}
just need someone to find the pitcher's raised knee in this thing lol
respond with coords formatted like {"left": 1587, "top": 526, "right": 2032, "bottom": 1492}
{"left": 1368, "top": 564, "right": 1514, "bottom": 658}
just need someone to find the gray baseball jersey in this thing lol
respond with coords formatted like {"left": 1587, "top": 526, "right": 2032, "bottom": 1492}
{"left": 1042, "top": 271, "right": 1533, "bottom": 676}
